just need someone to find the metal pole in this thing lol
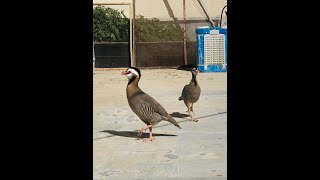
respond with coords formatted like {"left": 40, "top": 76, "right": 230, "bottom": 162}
{"left": 163, "top": 0, "right": 182, "bottom": 30}
{"left": 93, "top": 41, "right": 95, "bottom": 75}
{"left": 183, "top": 0, "right": 187, "bottom": 65}
{"left": 132, "top": 0, "right": 136, "bottom": 67}
{"left": 197, "top": 0, "right": 215, "bottom": 27}
{"left": 129, "top": 4, "right": 134, "bottom": 66}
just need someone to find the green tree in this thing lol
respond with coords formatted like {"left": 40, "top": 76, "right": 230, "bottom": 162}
{"left": 93, "top": 6, "right": 184, "bottom": 42}
{"left": 93, "top": 6, "right": 129, "bottom": 42}
{"left": 135, "top": 15, "right": 183, "bottom": 42}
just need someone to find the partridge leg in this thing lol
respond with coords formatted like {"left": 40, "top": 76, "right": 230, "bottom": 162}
{"left": 137, "top": 125, "right": 153, "bottom": 137}
{"left": 142, "top": 126, "right": 154, "bottom": 142}
{"left": 191, "top": 103, "right": 196, "bottom": 115}
{"left": 187, "top": 103, "right": 193, "bottom": 121}
{"left": 148, "top": 127, "right": 153, "bottom": 141}
{"left": 188, "top": 103, "right": 198, "bottom": 122}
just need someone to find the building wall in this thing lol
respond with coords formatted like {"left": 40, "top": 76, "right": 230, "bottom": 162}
{"left": 94, "top": 42, "right": 197, "bottom": 68}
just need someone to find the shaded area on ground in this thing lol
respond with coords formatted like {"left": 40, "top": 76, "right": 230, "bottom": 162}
{"left": 101, "top": 130, "right": 177, "bottom": 139}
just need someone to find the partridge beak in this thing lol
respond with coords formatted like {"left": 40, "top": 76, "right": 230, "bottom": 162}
{"left": 121, "top": 70, "right": 127, "bottom": 75}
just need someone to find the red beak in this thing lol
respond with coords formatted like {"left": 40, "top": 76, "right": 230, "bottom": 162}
{"left": 121, "top": 70, "right": 127, "bottom": 75}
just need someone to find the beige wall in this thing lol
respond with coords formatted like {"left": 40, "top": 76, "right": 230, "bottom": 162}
{"left": 93, "top": 0, "right": 227, "bottom": 20}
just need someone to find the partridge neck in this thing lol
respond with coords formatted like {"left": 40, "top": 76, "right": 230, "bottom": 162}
{"left": 127, "top": 78, "right": 141, "bottom": 97}
{"left": 190, "top": 74, "right": 198, "bottom": 86}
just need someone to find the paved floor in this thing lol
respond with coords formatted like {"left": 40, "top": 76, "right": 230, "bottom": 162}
{"left": 93, "top": 68, "right": 227, "bottom": 179}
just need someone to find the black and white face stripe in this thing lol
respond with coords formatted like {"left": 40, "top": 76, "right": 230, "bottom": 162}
{"left": 126, "top": 68, "right": 140, "bottom": 77}
{"left": 191, "top": 67, "right": 199, "bottom": 76}
{"left": 124, "top": 67, "right": 141, "bottom": 85}
{"left": 128, "top": 67, "right": 141, "bottom": 77}
{"left": 125, "top": 67, "right": 140, "bottom": 80}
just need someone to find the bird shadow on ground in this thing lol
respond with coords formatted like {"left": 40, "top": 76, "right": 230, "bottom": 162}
{"left": 94, "top": 112, "right": 227, "bottom": 140}
{"left": 100, "top": 130, "right": 177, "bottom": 138}
{"left": 170, "top": 111, "right": 227, "bottom": 120}
{"left": 170, "top": 112, "right": 190, "bottom": 118}
{"left": 176, "top": 64, "right": 197, "bottom": 71}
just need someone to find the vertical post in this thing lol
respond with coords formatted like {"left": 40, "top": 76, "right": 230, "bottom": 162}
{"left": 132, "top": 0, "right": 136, "bottom": 67}
{"left": 183, "top": 0, "right": 187, "bottom": 65}
{"left": 129, "top": 4, "right": 134, "bottom": 67}
{"left": 93, "top": 41, "right": 95, "bottom": 75}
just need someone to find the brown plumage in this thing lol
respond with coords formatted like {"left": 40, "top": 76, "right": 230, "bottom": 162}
{"left": 121, "top": 67, "right": 181, "bottom": 141}
{"left": 179, "top": 67, "right": 201, "bottom": 122}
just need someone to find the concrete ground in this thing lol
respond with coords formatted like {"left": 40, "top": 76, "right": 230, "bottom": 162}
{"left": 93, "top": 68, "right": 227, "bottom": 180}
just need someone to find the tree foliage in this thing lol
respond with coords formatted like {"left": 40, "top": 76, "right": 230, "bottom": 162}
{"left": 93, "top": 6, "right": 129, "bottom": 42}
{"left": 135, "top": 15, "right": 183, "bottom": 42}
{"left": 93, "top": 6, "right": 183, "bottom": 42}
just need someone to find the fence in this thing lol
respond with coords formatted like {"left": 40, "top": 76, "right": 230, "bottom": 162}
{"left": 93, "top": 0, "right": 227, "bottom": 68}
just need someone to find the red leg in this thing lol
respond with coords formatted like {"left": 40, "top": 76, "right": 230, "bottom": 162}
{"left": 138, "top": 125, "right": 153, "bottom": 141}
{"left": 191, "top": 104, "right": 195, "bottom": 115}
{"left": 187, "top": 103, "right": 194, "bottom": 121}
{"left": 149, "top": 127, "right": 153, "bottom": 141}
